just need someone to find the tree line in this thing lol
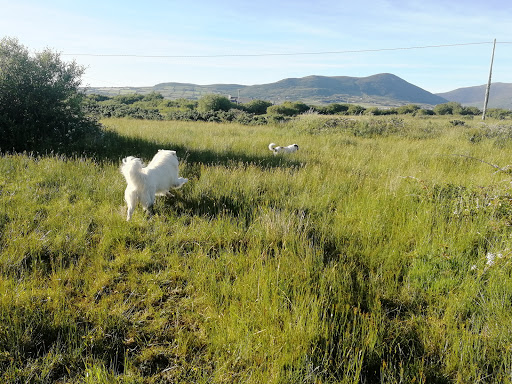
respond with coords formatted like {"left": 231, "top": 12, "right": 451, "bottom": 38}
{"left": 84, "top": 92, "right": 512, "bottom": 123}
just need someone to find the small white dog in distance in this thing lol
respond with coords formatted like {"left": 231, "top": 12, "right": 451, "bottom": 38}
{"left": 121, "top": 149, "right": 188, "bottom": 221}
{"left": 268, "top": 143, "right": 299, "bottom": 155}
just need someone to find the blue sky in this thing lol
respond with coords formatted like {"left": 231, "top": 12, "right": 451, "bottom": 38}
{"left": 1, "top": 0, "right": 511, "bottom": 93}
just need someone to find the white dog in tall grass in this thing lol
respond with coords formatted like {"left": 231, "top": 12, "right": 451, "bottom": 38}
{"left": 121, "top": 150, "right": 188, "bottom": 221}
{"left": 268, "top": 143, "right": 299, "bottom": 155}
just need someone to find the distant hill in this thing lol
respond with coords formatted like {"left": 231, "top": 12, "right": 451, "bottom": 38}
{"left": 237, "top": 74, "right": 448, "bottom": 106}
{"left": 436, "top": 83, "right": 512, "bottom": 110}
{"left": 84, "top": 73, "right": 448, "bottom": 107}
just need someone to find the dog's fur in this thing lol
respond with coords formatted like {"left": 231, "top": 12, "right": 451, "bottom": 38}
{"left": 268, "top": 143, "right": 299, "bottom": 155}
{"left": 121, "top": 150, "right": 188, "bottom": 221}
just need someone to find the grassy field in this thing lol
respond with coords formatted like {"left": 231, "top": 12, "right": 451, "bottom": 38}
{"left": 2, "top": 115, "right": 512, "bottom": 383}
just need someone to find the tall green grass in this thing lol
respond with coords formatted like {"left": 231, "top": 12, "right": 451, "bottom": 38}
{"left": 1, "top": 116, "right": 512, "bottom": 382}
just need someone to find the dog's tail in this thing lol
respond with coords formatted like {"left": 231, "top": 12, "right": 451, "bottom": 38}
{"left": 268, "top": 143, "right": 277, "bottom": 152}
{"left": 174, "top": 177, "right": 188, "bottom": 189}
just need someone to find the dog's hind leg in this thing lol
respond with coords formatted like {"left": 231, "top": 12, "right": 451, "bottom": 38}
{"left": 126, "top": 205, "right": 135, "bottom": 221}
{"left": 140, "top": 190, "right": 156, "bottom": 218}
{"left": 144, "top": 204, "right": 155, "bottom": 217}
{"left": 124, "top": 187, "right": 139, "bottom": 221}
{"left": 125, "top": 188, "right": 138, "bottom": 221}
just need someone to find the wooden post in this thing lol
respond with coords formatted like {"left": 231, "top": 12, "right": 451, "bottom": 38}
{"left": 482, "top": 39, "right": 496, "bottom": 120}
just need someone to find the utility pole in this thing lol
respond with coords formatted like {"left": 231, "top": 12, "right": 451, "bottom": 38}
{"left": 482, "top": 38, "right": 496, "bottom": 120}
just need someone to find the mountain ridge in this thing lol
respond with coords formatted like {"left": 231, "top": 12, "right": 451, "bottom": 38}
{"left": 85, "top": 73, "right": 448, "bottom": 107}
{"left": 436, "top": 83, "right": 512, "bottom": 109}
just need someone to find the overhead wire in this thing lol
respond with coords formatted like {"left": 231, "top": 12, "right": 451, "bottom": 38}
{"left": 63, "top": 41, "right": 498, "bottom": 59}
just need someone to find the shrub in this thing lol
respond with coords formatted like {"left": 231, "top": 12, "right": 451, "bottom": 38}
{"left": 267, "top": 104, "right": 296, "bottom": 116}
{"left": 267, "top": 101, "right": 310, "bottom": 116}
{"left": 365, "top": 107, "right": 398, "bottom": 116}
{"left": 460, "top": 106, "right": 481, "bottom": 116}
{"left": 350, "top": 117, "right": 404, "bottom": 137}
{"left": 242, "top": 99, "right": 272, "bottom": 115}
{"left": 0, "top": 37, "right": 101, "bottom": 153}
{"left": 197, "top": 94, "right": 234, "bottom": 112}
{"left": 396, "top": 104, "right": 421, "bottom": 115}
{"left": 415, "top": 108, "right": 435, "bottom": 116}
{"left": 346, "top": 104, "right": 366, "bottom": 115}
{"left": 486, "top": 108, "right": 512, "bottom": 120}
{"left": 316, "top": 103, "right": 350, "bottom": 115}
{"left": 113, "top": 93, "right": 145, "bottom": 105}
{"left": 162, "top": 98, "right": 198, "bottom": 111}
{"left": 434, "top": 102, "right": 463, "bottom": 115}
{"left": 142, "top": 92, "right": 164, "bottom": 102}
{"left": 83, "top": 100, "right": 163, "bottom": 120}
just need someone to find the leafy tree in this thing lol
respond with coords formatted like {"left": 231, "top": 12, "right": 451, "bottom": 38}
{"left": 0, "top": 37, "right": 100, "bottom": 152}
{"left": 197, "top": 94, "right": 233, "bottom": 112}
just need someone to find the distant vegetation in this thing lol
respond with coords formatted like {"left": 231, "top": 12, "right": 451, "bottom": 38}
{"left": 83, "top": 92, "right": 512, "bottom": 125}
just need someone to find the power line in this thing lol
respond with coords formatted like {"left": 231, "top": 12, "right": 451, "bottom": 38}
{"left": 62, "top": 41, "right": 496, "bottom": 59}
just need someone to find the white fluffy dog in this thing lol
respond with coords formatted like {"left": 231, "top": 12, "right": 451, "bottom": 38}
{"left": 268, "top": 143, "right": 299, "bottom": 155}
{"left": 121, "top": 150, "right": 188, "bottom": 221}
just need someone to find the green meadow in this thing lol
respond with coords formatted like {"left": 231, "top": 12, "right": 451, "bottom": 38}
{"left": 2, "top": 115, "right": 512, "bottom": 383}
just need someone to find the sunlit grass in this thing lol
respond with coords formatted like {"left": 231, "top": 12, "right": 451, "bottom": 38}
{"left": 1, "top": 115, "right": 512, "bottom": 382}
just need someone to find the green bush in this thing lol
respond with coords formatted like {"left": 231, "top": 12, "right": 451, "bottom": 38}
{"left": 486, "top": 108, "right": 512, "bottom": 119}
{"left": 113, "top": 93, "right": 145, "bottom": 105}
{"left": 242, "top": 99, "right": 272, "bottom": 115}
{"left": 0, "top": 37, "right": 101, "bottom": 153}
{"left": 396, "top": 104, "right": 421, "bottom": 114}
{"left": 267, "top": 101, "right": 310, "bottom": 116}
{"left": 197, "top": 94, "right": 234, "bottom": 112}
{"left": 365, "top": 107, "right": 398, "bottom": 116}
{"left": 347, "top": 104, "right": 366, "bottom": 115}
{"left": 161, "top": 98, "right": 198, "bottom": 111}
{"left": 434, "top": 102, "right": 463, "bottom": 115}
{"left": 142, "top": 91, "right": 164, "bottom": 102}
{"left": 415, "top": 108, "right": 435, "bottom": 116}
{"left": 316, "top": 103, "right": 350, "bottom": 115}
